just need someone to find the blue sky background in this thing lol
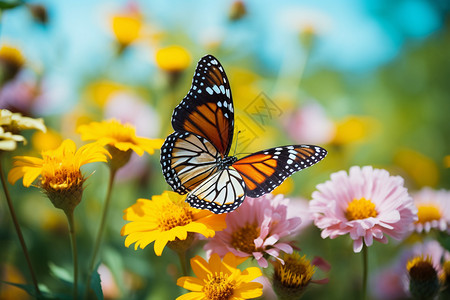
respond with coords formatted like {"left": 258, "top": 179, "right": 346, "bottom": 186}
{"left": 0, "top": 0, "right": 447, "bottom": 112}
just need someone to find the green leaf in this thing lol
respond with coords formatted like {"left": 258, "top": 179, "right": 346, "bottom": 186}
{"left": 0, "top": 0, "right": 24, "bottom": 10}
{"left": 87, "top": 263, "right": 104, "bottom": 300}
{"left": 49, "top": 262, "right": 72, "bottom": 285}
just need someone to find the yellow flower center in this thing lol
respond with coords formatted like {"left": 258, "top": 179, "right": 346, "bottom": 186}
{"left": 203, "top": 272, "right": 235, "bottom": 300}
{"left": 407, "top": 256, "right": 437, "bottom": 281}
{"left": 41, "top": 164, "right": 84, "bottom": 191}
{"left": 40, "top": 163, "right": 85, "bottom": 212}
{"left": 345, "top": 197, "right": 378, "bottom": 221}
{"left": 275, "top": 253, "right": 315, "bottom": 288}
{"left": 158, "top": 204, "right": 193, "bottom": 232}
{"left": 416, "top": 204, "right": 442, "bottom": 224}
{"left": 230, "top": 223, "right": 260, "bottom": 254}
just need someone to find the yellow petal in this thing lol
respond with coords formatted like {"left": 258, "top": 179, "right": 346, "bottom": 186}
{"left": 176, "top": 292, "right": 205, "bottom": 300}
{"left": 234, "top": 282, "right": 263, "bottom": 299}
{"left": 120, "top": 221, "right": 158, "bottom": 236}
{"left": 223, "top": 252, "right": 247, "bottom": 269}
{"left": 190, "top": 256, "right": 211, "bottom": 280}
{"left": 176, "top": 276, "right": 204, "bottom": 291}
{"left": 239, "top": 267, "right": 263, "bottom": 282}
{"left": 21, "top": 167, "right": 43, "bottom": 187}
{"left": 153, "top": 235, "right": 169, "bottom": 256}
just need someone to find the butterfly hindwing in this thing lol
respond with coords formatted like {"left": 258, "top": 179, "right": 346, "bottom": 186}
{"left": 232, "top": 145, "right": 327, "bottom": 197}
{"left": 171, "top": 55, "right": 234, "bottom": 156}
{"left": 160, "top": 131, "right": 221, "bottom": 194}
{"left": 186, "top": 167, "right": 246, "bottom": 214}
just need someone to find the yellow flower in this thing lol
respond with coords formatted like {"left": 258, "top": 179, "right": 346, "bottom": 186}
{"left": 77, "top": 119, "right": 162, "bottom": 156}
{"left": 444, "top": 155, "right": 450, "bottom": 168}
{"left": 8, "top": 139, "right": 110, "bottom": 212}
{"left": 0, "top": 44, "right": 25, "bottom": 82}
{"left": 407, "top": 255, "right": 440, "bottom": 299}
{"left": 31, "top": 129, "right": 63, "bottom": 152}
{"left": 395, "top": 148, "right": 439, "bottom": 188}
{"left": 272, "top": 252, "right": 316, "bottom": 300}
{"left": 0, "top": 45, "right": 25, "bottom": 66}
{"left": 176, "top": 252, "right": 263, "bottom": 300}
{"left": 155, "top": 45, "right": 191, "bottom": 73}
{"left": 332, "top": 115, "right": 378, "bottom": 145}
{"left": 229, "top": 1, "right": 247, "bottom": 21}
{"left": 111, "top": 12, "right": 143, "bottom": 47}
{"left": 85, "top": 80, "right": 126, "bottom": 107}
{"left": 121, "top": 191, "right": 227, "bottom": 256}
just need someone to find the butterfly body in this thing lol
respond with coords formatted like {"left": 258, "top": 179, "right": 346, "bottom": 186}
{"left": 161, "top": 55, "right": 327, "bottom": 214}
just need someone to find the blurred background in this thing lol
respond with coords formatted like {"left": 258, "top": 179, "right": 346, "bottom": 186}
{"left": 0, "top": 0, "right": 449, "bottom": 299}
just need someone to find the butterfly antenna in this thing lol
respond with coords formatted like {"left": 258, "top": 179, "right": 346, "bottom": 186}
{"left": 233, "top": 130, "right": 241, "bottom": 156}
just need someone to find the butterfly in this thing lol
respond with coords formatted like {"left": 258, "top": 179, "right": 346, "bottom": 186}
{"left": 160, "top": 55, "right": 327, "bottom": 214}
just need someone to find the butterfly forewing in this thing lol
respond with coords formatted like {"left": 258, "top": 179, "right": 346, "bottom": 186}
{"left": 232, "top": 145, "right": 327, "bottom": 198}
{"left": 160, "top": 131, "right": 221, "bottom": 194}
{"left": 171, "top": 55, "right": 234, "bottom": 156}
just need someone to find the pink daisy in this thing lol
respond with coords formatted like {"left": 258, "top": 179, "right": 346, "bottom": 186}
{"left": 309, "top": 166, "right": 418, "bottom": 253}
{"left": 204, "top": 194, "right": 302, "bottom": 268}
{"left": 410, "top": 187, "right": 450, "bottom": 233}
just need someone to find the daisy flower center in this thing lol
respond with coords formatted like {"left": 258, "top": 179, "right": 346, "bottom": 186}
{"left": 345, "top": 197, "right": 378, "bottom": 221}
{"left": 276, "top": 253, "right": 315, "bottom": 288}
{"left": 158, "top": 205, "right": 193, "bottom": 231}
{"left": 203, "top": 272, "right": 235, "bottom": 300}
{"left": 407, "top": 256, "right": 437, "bottom": 281}
{"left": 230, "top": 223, "right": 260, "bottom": 254}
{"left": 416, "top": 204, "right": 442, "bottom": 224}
{"left": 41, "top": 165, "right": 84, "bottom": 191}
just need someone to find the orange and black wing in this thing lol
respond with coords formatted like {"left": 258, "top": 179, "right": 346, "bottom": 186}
{"left": 232, "top": 145, "right": 327, "bottom": 198}
{"left": 171, "top": 55, "right": 234, "bottom": 156}
{"left": 160, "top": 131, "right": 221, "bottom": 194}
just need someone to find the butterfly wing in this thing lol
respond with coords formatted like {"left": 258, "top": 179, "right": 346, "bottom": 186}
{"left": 160, "top": 131, "right": 220, "bottom": 194}
{"left": 232, "top": 145, "right": 327, "bottom": 198}
{"left": 186, "top": 167, "right": 246, "bottom": 214}
{"left": 171, "top": 55, "right": 234, "bottom": 156}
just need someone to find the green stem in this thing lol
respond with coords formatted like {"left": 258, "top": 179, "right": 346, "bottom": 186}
{"left": 177, "top": 250, "right": 188, "bottom": 277}
{"left": 85, "top": 168, "right": 116, "bottom": 298}
{"left": 66, "top": 209, "right": 78, "bottom": 300}
{"left": 0, "top": 157, "right": 41, "bottom": 296}
{"left": 362, "top": 245, "right": 368, "bottom": 300}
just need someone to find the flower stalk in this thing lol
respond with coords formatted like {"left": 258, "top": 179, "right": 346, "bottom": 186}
{"left": 65, "top": 208, "right": 78, "bottom": 300}
{"left": 0, "top": 156, "right": 41, "bottom": 297}
{"left": 85, "top": 167, "right": 117, "bottom": 298}
{"left": 362, "top": 245, "right": 368, "bottom": 300}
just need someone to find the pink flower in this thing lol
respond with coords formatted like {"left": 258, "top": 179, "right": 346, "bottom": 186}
{"left": 287, "top": 197, "right": 313, "bottom": 232}
{"left": 410, "top": 187, "right": 450, "bottom": 233}
{"left": 283, "top": 100, "right": 335, "bottom": 145}
{"left": 204, "top": 194, "right": 302, "bottom": 268}
{"left": 309, "top": 166, "right": 417, "bottom": 252}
